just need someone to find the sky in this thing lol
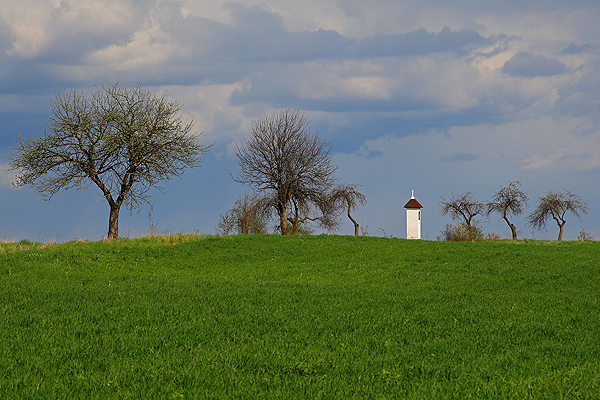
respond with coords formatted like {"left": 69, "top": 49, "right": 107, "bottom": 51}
{"left": 1, "top": 0, "right": 600, "bottom": 241}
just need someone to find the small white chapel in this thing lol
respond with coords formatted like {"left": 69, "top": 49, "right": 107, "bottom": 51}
{"left": 404, "top": 190, "right": 423, "bottom": 239}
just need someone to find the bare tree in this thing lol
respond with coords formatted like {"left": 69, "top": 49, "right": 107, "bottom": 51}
{"left": 527, "top": 190, "right": 588, "bottom": 241}
{"left": 330, "top": 183, "right": 367, "bottom": 236}
{"left": 487, "top": 181, "right": 528, "bottom": 240}
{"left": 9, "top": 83, "right": 209, "bottom": 240}
{"left": 233, "top": 108, "right": 337, "bottom": 235}
{"left": 440, "top": 192, "right": 486, "bottom": 242}
{"left": 217, "top": 193, "right": 272, "bottom": 235}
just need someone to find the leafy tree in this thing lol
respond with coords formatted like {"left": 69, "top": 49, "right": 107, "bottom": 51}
{"left": 217, "top": 193, "right": 271, "bottom": 235}
{"left": 527, "top": 190, "right": 588, "bottom": 241}
{"left": 487, "top": 181, "right": 528, "bottom": 240}
{"left": 439, "top": 191, "right": 486, "bottom": 242}
{"left": 9, "top": 83, "right": 209, "bottom": 240}
{"left": 233, "top": 108, "right": 337, "bottom": 235}
{"left": 330, "top": 183, "right": 367, "bottom": 236}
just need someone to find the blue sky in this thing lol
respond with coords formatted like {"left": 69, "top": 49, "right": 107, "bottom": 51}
{"left": 1, "top": 0, "right": 600, "bottom": 241}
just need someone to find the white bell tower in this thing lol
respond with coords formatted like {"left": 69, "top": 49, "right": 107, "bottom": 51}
{"left": 404, "top": 190, "right": 423, "bottom": 239}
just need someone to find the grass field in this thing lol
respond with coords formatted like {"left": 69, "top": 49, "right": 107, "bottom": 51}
{"left": 1, "top": 235, "right": 599, "bottom": 399}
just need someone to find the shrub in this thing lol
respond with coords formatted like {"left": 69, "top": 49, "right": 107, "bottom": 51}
{"left": 438, "top": 222, "right": 484, "bottom": 242}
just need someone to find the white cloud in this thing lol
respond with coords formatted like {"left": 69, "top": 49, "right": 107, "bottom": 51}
{"left": 523, "top": 149, "right": 567, "bottom": 170}
{"left": 0, "top": 0, "right": 54, "bottom": 57}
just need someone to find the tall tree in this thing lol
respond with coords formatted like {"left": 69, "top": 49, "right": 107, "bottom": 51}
{"left": 440, "top": 191, "right": 486, "bottom": 242}
{"left": 9, "top": 83, "right": 209, "bottom": 240}
{"left": 527, "top": 190, "right": 588, "bottom": 240}
{"left": 330, "top": 183, "right": 367, "bottom": 236}
{"left": 487, "top": 181, "right": 528, "bottom": 240}
{"left": 233, "top": 108, "right": 337, "bottom": 235}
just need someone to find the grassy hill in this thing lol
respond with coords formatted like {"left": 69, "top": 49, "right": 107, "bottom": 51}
{"left": 1, "top": 235, "right": 599, "bottom": 399}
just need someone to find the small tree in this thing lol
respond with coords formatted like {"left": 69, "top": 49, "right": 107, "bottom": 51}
{"left": 487, "top": 181, "right": 528, "bottom": 240}
{"left": 217, "top": 193, "right": 271, "bottom": 235}
{"left": 329, "top": 183, "right": 367, "bottom": 236}
{"left": 527, "top": 190, "right": 588, "bottom": 241}
{"left": 440, "top": 192, "right": 485, "bottom": 242}
{"left": 234, "top": 108, "right": 337, "bottom": 235}
{"left": 9, "top": 83, "right": 209, "bottom": 239}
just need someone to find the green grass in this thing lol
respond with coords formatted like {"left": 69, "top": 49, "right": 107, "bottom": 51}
{"left": 1, "top": 235, "right": 599, "bottom": 399}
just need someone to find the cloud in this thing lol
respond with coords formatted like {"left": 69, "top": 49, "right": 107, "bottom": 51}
{"left": 356, "top": 27, "right": 489, "bottom": 58}
{"left": 502, "top": 52, "right": 568, "bottom": 78}
{"left": 522, "top": 149, "right": 566, "bottom": 170}
{"left": 560, "top": 43, "right": 597, "bottom": 55}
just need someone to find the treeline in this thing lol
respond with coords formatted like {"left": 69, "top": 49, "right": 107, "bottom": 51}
{"left": 7, "top": 84, "right": 367, "bottom": 239}
{"left": 439, "top": 183, "right": 589, "bottom": 241}
{"left": 6, "top": 83, "right": 591, "bottom": 241}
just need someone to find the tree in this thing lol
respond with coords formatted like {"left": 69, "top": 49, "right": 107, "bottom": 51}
{"left": 527, "top": 190, "right": 588, "bottom": 241}
{"left": 487, "top": 181, "right": 528, "bottom": 240}
{"left": 439, "top": 191, "right": 486, "bottom": 242}
{"left": 9, "top": 83, "right": 209, "bottom": 240}
{"left": 217, "top": 193, "right": 271, "bottom": 235}
{"left": 330, "top": 183, "right": 367, "bottom": 236}
{"left": 233, "top": 108, "right": 337, "bottom": 235}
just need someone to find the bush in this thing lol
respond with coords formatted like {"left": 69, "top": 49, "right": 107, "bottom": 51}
{"left": 438, "top": 222, "right": 484, "bottom": 242}
{"left": 578, "top": 228, "right": 594, "bottom": 241}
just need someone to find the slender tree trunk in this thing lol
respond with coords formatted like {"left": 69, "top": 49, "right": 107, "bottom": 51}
{"left": 503, "top": 215, "right": 518, "bottom": 240}
{"left": 107, "top": 205, "right": 120, "bottom": 240}
{"left": 347, "top": 205, "right": 359, "bottom": 236}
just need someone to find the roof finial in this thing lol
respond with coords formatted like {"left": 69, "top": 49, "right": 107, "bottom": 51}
{"left": 411, "top": 189, "right": 415, "bottom": 199}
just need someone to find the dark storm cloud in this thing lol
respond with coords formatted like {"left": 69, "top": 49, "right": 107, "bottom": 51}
{"left": 356, "top": 27, "right": 489, "bottom": 58}
{"left": 502, "top": 52, "right": 568, "bottom": 78}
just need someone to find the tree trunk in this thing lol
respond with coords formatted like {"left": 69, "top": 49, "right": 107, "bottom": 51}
{"left": 347, "top": 206, "right": 359, "bottom": 236}
{"left": 503, "top": 215, "right": 518, "bottom": 240}
{"left": 107, "top": 205, "right": 120, "bottom": 240}
{"left": 510, "top": 224, "right": 518, "bottom": 240}
{"left": 466, "top": 221, "right": 473, "bottom": 242}
{"left": 557, "top": 223, "right": 565, "bottom": 241}
{"left": 279, "top": 204, "right": 289, "bottom": 235}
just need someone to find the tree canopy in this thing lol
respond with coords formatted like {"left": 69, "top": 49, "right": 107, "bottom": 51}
{"left": 233, "top": 108, "right": 338, "bottom": 235}
{"left": 330, "top": 183, "right": 367, "bottom": 236}
{"left": 487, "top": 181, "right": 528, "bottom": 240}
{"left": 440, "top": 191, "right": 485, "bottom": 242}
{"left": 9, "top": 83, "right": 209, "bottom": 239}
{"left": 527, "top": 190, "right": 588, "bottom": 241}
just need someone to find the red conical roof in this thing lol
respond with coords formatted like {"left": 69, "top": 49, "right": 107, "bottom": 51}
{"left": 404, "top": 198, "right": 423, "bottom": 208}
{"left": 404, "top": 190, "right": 423, "bottom": 208}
